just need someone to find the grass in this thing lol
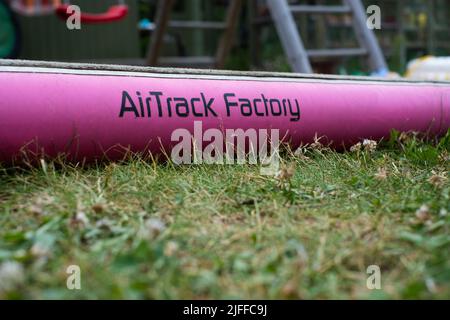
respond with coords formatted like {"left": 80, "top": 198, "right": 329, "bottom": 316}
{"left": 0, "top": 131, "right": 449, "bottom": 299}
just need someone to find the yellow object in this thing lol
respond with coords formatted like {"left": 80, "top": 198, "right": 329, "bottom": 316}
{"left": 10, "top": 0, "right": 62, "bottom": 16}
{"left": 417, "top": 13, "right": 427, "bottom": 29}
{"left": 405, "top": 56, "right": 450, "bottom": 81}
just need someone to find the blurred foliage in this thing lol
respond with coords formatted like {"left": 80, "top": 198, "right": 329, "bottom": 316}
{"left": 137, "top": 0, "right": 450, "bottom": 74}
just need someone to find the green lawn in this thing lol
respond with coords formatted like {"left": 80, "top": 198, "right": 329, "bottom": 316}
{"left": 0, "top": 131, "right": 449, "bottom": 299}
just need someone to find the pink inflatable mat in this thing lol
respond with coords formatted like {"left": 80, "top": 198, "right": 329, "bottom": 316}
{"left": 0, "top": 60, "right": 449, "bottom": 163}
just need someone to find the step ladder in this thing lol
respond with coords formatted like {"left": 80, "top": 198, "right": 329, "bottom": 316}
{"left": 145, "top": 0, "right": 242, "bottom": 68}
{"left": 265, "top": 0, "right": 388, "bottom": 74}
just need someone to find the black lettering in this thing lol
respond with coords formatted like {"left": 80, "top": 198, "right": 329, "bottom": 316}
{"left": 282, "top": 99, "right": 288, "bottom": 116}
{"left": 150, "top": 91, "right": 164, "bottom": 117}
{"left": 270, "top": 99, "right": 282, "bottom": 116}
{"left": 166, "top": 97, "right": 173, "bottom": 117}
{"left": 174, "top": 97, "right": 189, "bottom": 117}
{"left": 224, "top": 93, "right": 238, "bottom": 117}
{"left": 201, "top": 93, "right": 216, "bottom": 117}
{"left": 145, "top": 97, "right": 151, "bottom": 117}
{"left": 290, "top": 99, "right": 301, "bottom": 122}
{"left": 262, "top": 94, "right": 269, "bottom": 115}
{"left": 137, "top": 91, "right": 145, "bottom": 117}
{"left": 239, "top": 98, "right": 252, "bottom": 116}
{"left": 253, "top": 98, "right": 264, "bottom": 116}
{"left": 119, "top": 91, "right": 140, "bottom": 118}
{"left": 191, "top": 98, "right": 203, "bottom": 117}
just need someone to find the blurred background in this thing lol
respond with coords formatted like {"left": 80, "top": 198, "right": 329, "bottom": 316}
{"left": 1, "top": 0, "right": 449, "bottom": 77}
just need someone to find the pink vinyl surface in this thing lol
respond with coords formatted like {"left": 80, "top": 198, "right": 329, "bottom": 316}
{"left": 0, "top": 71, "right": 449, "bottom": 162}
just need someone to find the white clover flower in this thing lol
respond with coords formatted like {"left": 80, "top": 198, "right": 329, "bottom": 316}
{"left": 362, "top": 139, "right": 377, "bottom": 152}
{"left": 141, "top": 218, "right": 166, "bottom": 239}
{"left": 350, "top": 142, "right": 362, "bottom": 152}
{"left": 0, "top": 261, "right": 25, "bottom": 292}
{"left": 415, "top": 205, "right": 430, "bottom": 222}
{"left": 428, "top": 171, "right": 447, "bottom": 188}
{"left": 374, "top": 167, "right": 388, "bottom": 180}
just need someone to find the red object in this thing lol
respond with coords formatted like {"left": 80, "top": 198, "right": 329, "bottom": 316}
{"left": 55, "top": 4, "right": 128, "bottom": 23}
